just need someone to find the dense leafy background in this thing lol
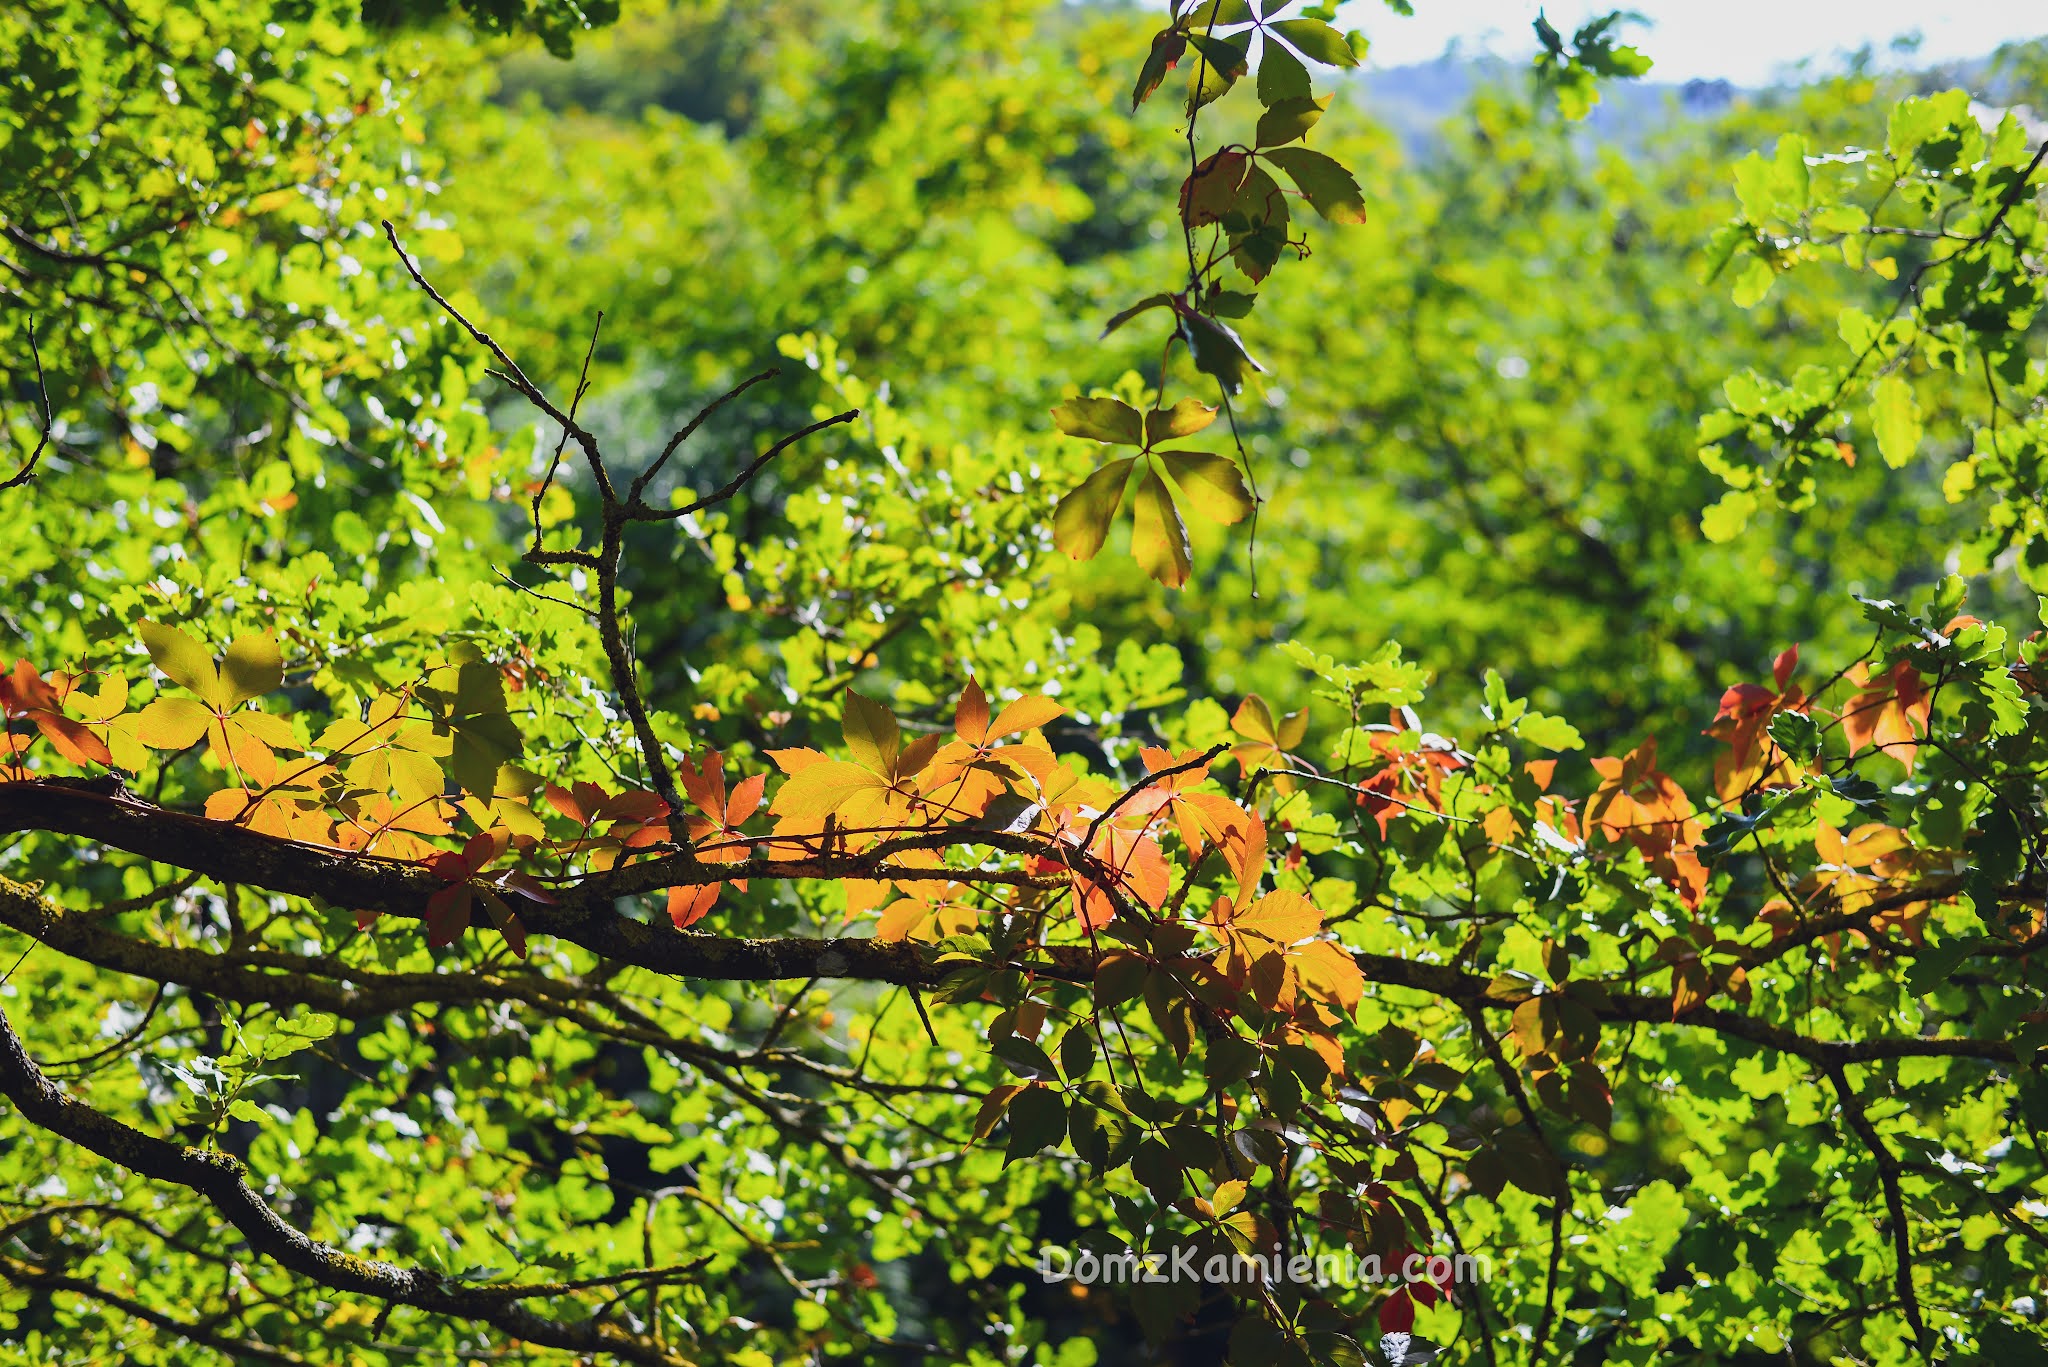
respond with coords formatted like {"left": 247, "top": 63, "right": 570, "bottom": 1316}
{"left": 4, "top": 1, "right": 2048, "bottom": 1365}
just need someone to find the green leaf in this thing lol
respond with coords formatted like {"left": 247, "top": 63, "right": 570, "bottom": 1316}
{"left": 243, "top": 1011, "right": 338, "bottom": 1062}
{"left": 1261, "top": 146, "right": 1367, "bottom": 224}
{"left": 1227, "top": 164, "right": 1291, "bottom": 281}
{"left": 1870, "top": 373, "right": 1922, "bottom": 468}
{"left": 1268, "top": 18, "right": 1359, "bottom": 68}
{"left": 1156, "top": 452, "right": 1253, "bottom": 525}
{"left": 1052, "top": 397, "right": 1146, "bottom": 445}
{"left": 1053, "top": 458, "right": 1136, "bottom": 561}
{"left": 1905, "top": 936, "right": 1986, "bottom": 996}
{"left": 1184, "top": 32, "right": 1250, "bottom": 111}
{"left": 1700, "top": 489, "right": 1756, "bottom": 542}
{"left": 1255, "top": 94, "right": 1329, "bottom": 148}
{"left": 1130, "top": 467, "right": 1194, "bottom": 588}
{"left": 139, "top": 621, "right": 225, "bottom": 708}
{"left": 1204, "top": 289, "right": 1256, "bottom": 319}
{"left": 444, "top": 662, "right": 522, "bottom": 799}
{"left": 1005, "top": 1085, "right": 1068, "bottom": 1162}
{"left": 1102, "top": 293, "right": 1173, "bottom": 338}
{"left": 1730, "top": 255, "right": 1776, "bottom": 308}
{"left": 1887, "top": 90, "right": 1970, "bottom": 163}
{"left": 1255, "top": 37, "right": 1312, "bottom": 104}
{"left": 991, "top": 1033, "right": 1059, "bottom": 1081}
{"left": 1517, "top": 713, "right": 1584, "bottom": 752}
{"left": 1182, "top": 0, "right": 1255, "bottom": 27}
{"left": 1206, "top": 1033, "right": 1260, "bottom": 1087}
{"left": 136, "top": 697, "right": 215, "bottom": 750}
{"left": 1965, "top": 803, "right": 2024, "bottom": 911}
{"left": 1094, "top": 952, "right": 1150, "bottom": 1008}
{"left": 1059, "top": 1024, "right": 1094, "bottom": 1081}
{"left": 1175, "top": 305, "right": 1264, "bottom": 392}
{"left": 1767, "top": 710, "right": 1822, "bottom": 762}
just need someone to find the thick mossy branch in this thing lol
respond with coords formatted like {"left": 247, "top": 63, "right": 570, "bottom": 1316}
{"left": 0, "top": 779, "right": 2020, "bottom": 1067}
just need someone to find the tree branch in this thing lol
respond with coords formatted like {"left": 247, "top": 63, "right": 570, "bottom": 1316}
{"left": 0, "top": 1001, "right": 694, "bottom": 1365}
{"left": 1, "top": 318, "right": 53, "bottom": 492}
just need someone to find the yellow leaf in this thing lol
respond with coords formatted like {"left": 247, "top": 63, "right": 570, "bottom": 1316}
{"left": 770, "top": 761, "right": 887, "bottom": 823}
{"left": 138, "top": 622, "right": 225, "bottom": 706}
{"left": 135, "top": 697, "right": 213, "bottom": 750}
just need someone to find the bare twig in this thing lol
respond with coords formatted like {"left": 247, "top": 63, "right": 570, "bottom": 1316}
{"left": 629, "top": 366, "right": 781, "bottom": 506}
{"left": 528, "top": 312, "right": 605, "bottom": 552}
{"left": 635, "top": 408, "right": 858, "bottom": 521}
{"left": 2, "top": 319, "right": 54, "bottom": 492}
{"left": 382, "top": 219, "right": 617, "bottom": 502}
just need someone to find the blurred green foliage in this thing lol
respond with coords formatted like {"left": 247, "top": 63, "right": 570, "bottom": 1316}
{"left": 5, "top": 1, "right": 2048, "bottom": 1364}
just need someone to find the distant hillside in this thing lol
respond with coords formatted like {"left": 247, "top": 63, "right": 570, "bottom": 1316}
{"left": 1354, "top": 52, "right": 1736, "bottom": 155}
{"left": 1353, "top": 42, "right": 2048, "bottom": 158}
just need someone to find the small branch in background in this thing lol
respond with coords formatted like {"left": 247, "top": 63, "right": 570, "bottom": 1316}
{"left": 1, "top": 319, "right": 54, "bottom": 492}
{"left": 382, "top": 219, "right": 617, "bottom": 502}
{"left": 636, "top": 407, "right": 859, "bottom": 522}
{"left": 629, "top": 365, "right": 781, "bottom": 505}
{"left": 382, "top": 223, "right": 857, "bottom": 822}
{"left": 1825, "top": 1061, "right": 1933, "bottom": 1362}
{"left": 528, "top": 312, "right": 605, "bottom": 554}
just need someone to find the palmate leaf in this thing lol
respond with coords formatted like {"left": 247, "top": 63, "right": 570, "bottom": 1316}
{"left": 1053, "top": 448, "right": 1252, "bottom": 587}
{"left": 1262, "top": 146, "right": 1367, "bottom": 224}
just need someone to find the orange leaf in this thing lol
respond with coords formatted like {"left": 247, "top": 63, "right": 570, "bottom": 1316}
{"left": 669, "top": 882, "right": 720, "bottom": 930}
{"left": 1840, "top": 661, "right": 1930, "bottom": 770}
{"left": 989, "top": 694, "right": 1064, "bottom": 740}
{"left": 955, "top": 678, "right": 991, "bottom": 746}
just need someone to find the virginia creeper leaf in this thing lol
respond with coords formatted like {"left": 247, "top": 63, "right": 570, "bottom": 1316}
{"left": 1145, "top": 399, "right": 1219, "bottom": 445}
{"left": 1255, "top": 94, "right": 1330, "bottom": 148}
{"left": 1262, "top": 146, "right": 1368, "bottom": 224}
{"left": 1052, "top": 397, "right": 1146, "bottom": 446}
{"left": 1129, "top": 466, "right": 1193, "bottom": 588}
{"left": 1268, "top": 18, "right": 1359, "bottom": 68}
{"left": 1053, "top": 457, "right": 1136, "bottom": 561}
{"left": 1157, "top": 452, "right": 1254, "bottom": 525}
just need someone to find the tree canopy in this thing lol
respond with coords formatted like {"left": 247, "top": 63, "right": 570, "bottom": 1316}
{"left": 3, "top": 2, "right": 2048, "bottom": 1364}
